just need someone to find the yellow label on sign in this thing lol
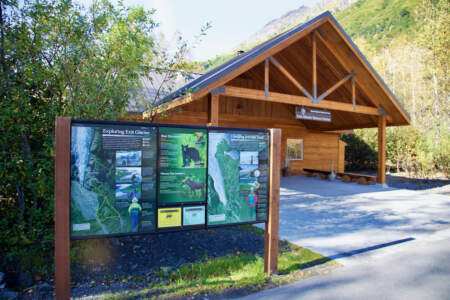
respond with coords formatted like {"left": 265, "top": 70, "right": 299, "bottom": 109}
{"left": 158, "top": 207, "right": 181, "bottom": 228}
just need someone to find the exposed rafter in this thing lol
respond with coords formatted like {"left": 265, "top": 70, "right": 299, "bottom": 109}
{"left": 268, "top": 49, "right": 356, "bottom": 105}
{"left": 265, "top": 58, "right": 269, "bottom": 99}
{"left": 315, "top": 31, "right": 382, "bottom": 113}
{"left": 313, "top": 31, "right": 317, "bottom": 99}
{"left": 269, "top": 56, "right": 314, "bottom": 101}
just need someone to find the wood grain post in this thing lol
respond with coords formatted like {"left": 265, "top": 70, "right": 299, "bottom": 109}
{"left": 264, "top": 128, "right": 281, "bottom": 275}
{"left": 377, "top": 115, "right": 386, "bottom": 184}
{"left": 208, "top": 93, "right": 219, "bottom": 126}
{"left": 54, "top": 117, "right": 71, "bottom": 300}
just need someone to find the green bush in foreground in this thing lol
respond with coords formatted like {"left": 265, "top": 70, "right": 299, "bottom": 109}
{"left": 0, "top": 0, "right": 156, "bottom": 278}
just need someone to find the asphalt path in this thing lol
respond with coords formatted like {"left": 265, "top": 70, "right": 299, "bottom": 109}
{"left": 245, "top": 176, "right": 450, "bottom": 300}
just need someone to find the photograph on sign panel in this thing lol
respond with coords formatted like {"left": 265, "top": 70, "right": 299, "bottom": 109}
{"left": 158, "top": 127, "right": 207, "bottom": 204}
{"left": 207, "top": 131, "right": 269, "bottom": 225}
{"left": 116, "top": 150, "right": 141, "bottom": 167}
{"left": 70, "top": 124, "right": 157, "bottom": 237}
{"left": 115, "top": 167, "right": 142, "bottom": 183}
{"left": 115, "top": 183, "right": 142, "bottom": 200}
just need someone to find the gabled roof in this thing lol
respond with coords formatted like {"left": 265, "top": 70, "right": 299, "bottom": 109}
{"left": 150, "top": 11, "right": 410, "bottom": 128}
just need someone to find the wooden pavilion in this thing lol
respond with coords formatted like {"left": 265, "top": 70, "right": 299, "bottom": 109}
{"left": 142, "top": 11, "right": 410, "bottom": 184}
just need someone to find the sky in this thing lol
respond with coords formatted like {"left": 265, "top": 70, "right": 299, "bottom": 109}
{"left": 76, "top": 0, "right": 321, "bottom": 61}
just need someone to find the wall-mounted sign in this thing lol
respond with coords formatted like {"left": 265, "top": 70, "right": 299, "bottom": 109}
{"left": 207, "top": 130, "right": 269, "bottom": 226}
{"left": 295, "top": 106, "right": 331, "bottom": 122}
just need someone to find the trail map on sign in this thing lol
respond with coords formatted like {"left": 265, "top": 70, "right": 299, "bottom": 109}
{"left": 207, "top": 131, "right": 269, "bottom": 225}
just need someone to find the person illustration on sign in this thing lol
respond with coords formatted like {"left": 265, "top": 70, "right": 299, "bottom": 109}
{"left": 128, "top": 197, "right": 142, "bottom": 232}
{"left": 246, "top": 187, "right": 258, "bottom": 207}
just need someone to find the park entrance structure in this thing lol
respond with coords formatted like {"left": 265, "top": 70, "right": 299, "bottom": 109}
{"left": 142, "top": 11, "right": 410, "bottom": 183}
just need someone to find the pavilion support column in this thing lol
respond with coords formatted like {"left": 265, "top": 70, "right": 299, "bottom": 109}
{"left": 208, "top": 93, "right": 219, "bottom": 126}
{"left": 377, "top": 115, "right": 386, "bottom": 184}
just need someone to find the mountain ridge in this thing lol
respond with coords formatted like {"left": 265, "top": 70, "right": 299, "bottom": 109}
{"left": 202, "top": 0, "right": 420, "bottom": 72}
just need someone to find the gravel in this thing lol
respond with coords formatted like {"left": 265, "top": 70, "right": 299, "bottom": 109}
{"left": 21, "top": 225, "right": 268, "bottom": 299}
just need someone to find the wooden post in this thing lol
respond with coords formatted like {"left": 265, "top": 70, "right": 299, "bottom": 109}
{"left": 54, "top": 117, "right": 71, "bottom": 300}
{"left": 265, "top": 58, "right": 269, "bottom": 99}
{"left": 208, "top": 94, "right": 219, "bottom": 126}
{"left": 312, "top": 31, "right": 317, "bottom": 100}
{"left": 264, "top": 128, "right": 281, "bottom": 275}
{"left": 377, "top": 115, "right": 386, "bottom": 184}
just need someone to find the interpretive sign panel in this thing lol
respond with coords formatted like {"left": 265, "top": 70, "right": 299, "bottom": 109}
{"left": 57, "top": 117, "right": 280, "bottom": 298}
{"left": 69, "top": 121, "right": 268, "bottom": 239}
{"left": 159, "top": 127, "right": 207, "bottom": 204}
{"left": 207, "top": 130, "right": 269, "bottom": 226}
{"left": 70, "top": 123, "right": 157, "bottom": 237}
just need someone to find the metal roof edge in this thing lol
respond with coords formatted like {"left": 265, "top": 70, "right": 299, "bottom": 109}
{"left": 154, "top": 11, "right": 332, "bottom": 107}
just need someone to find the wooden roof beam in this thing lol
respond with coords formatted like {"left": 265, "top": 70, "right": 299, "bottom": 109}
{"left": 315, "top": 30, "right": 389, "bottom": 119}
{"left": 217, "top": 86, "right": 392, "bottom": 120}
{"left": 316, "top": 72, "right": 353, "bottom": 103}
{"left": 142, "top": 93, "right": 194, "bottom": 118}
{"left": 269, "top": 56, "right": 314, "bottom": 101}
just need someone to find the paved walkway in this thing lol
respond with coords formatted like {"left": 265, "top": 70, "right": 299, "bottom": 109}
{"left": 248, "top": 176, "right": 450, "bottom": 299}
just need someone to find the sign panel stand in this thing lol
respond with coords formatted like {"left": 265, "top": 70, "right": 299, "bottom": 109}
{"left": 54, "top": 118, "right": 280, "bottom": 298}
{"left": 264, "top": 129, "right": 280, "bottom": 275}
{"left": 55, "top": 117, "right": 71, "bottom": 300}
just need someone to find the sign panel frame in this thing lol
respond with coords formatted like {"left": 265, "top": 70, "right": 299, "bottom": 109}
{"left": 55, "top": 117, "right": 280, "bottom": 299}
{"left": 69, "top": 119, "right": 270, "bottom": 240}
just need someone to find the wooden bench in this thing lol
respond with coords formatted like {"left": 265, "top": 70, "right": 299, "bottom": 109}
{"left": 304, "top": 169, "right": 376, "bottom": 185}
{"left": 304, "top": 168, "right": 331, "bottom": 180}
{"left": 337, "top": 172, "right": 376, "bottom": 185}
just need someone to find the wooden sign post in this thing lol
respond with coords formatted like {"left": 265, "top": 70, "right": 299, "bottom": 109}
{"left": 264, "top": 128, "right": 281, "bottom": 275}
{"left": 54, "top": 118, "right": 281, "bottom": 298}
{"left": 54, "top": 117, "right": 71, "bottom": 300}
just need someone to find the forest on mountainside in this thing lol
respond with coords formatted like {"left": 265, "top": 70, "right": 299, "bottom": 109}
{"left": 203, "top": 0, "right": 449, "bottom": 177}
{"left": 339, "top": 0, "right": 448, "bottom": 177}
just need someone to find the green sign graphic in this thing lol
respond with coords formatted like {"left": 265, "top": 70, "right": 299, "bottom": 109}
{"left": 207, "top": 130, "right": 269, "bottom": 225}
{"left": 159, "top": 127, "right": 207, "bottom": 204}
{"left": 70, "top": 124, "right": 157, "bottom": 237}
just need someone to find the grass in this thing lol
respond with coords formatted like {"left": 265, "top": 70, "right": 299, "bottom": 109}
{"left": 101, "top": 227, "right": 339, "bottom": 299}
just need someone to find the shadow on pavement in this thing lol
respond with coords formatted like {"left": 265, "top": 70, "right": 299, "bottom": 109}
{"left": 283, "top": 237, "right": 415, "bottom": 274}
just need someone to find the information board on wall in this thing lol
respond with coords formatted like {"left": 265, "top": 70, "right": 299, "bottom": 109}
{"left": 159, "top": 127, "right": 207, "bottom": 204}
{"left": 207, "top": 130, "right": 269, "bottom": 226}
{"left": 69, "top": 121, "right": 269, "bottom": 239}
{"left": 70, "top": 123, "right": 157, "bottom": 237}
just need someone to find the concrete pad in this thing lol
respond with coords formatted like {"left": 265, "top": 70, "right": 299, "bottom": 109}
{"left": 246, "top": 176, "right": 450, "bottom": 299}
{"left": 257, "top": 176, "right": 450, "bottom": 257}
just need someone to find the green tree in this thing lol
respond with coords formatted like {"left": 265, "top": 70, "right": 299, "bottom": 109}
{"left": 0, "top": 0, "right": 205, "bottom": 280}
